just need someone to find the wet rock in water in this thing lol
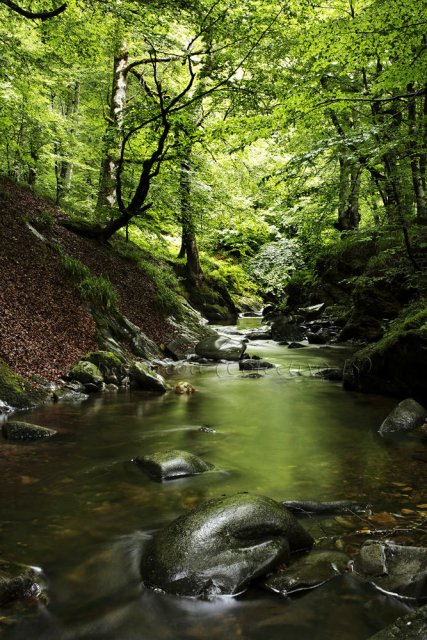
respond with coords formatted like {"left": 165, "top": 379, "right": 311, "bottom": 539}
{"left": 0, "top": 559, "right": 45, "bottom": 605}
{"left": 239, "top": 359, "right": 275, "bottom": 371}
{"left": 245, "top": 330, "right": 272, "bottom": 340}
{"left": 173, "top": 381, "right": 195, "bottom": 395}
{"left": 307, "top": 331, "right": 328, "bottom": 345}
{"left": 288, "top": 342, "right": 306, "bottom": 349}
{"left": 263, "top": 549, "right": 350, "bottom": 596}
{"left": 271, "top": 317, "right": 306, "bottom": 343}
{"left": 366, "top": 604, "right": 427, "bottom": 639}
{"left": 195, "top": 335, "right": 247, "bottom": 361}
{"left": 140, "top": 493, "right": 314, "bottom": 597}
{"left": 199, "top": 425, "right": 216, "bottom": 433}
{"left": 129, "top": 362, "right": 168, "bottom": 393}
{"left": 379, "top": 398, "right": 427, "bottom": 438}
{"left": 281, "top": 500, "right": 370, "bottom": 516}
{"left": 133, "top": 449, "right": 213, "bottom": 482}
{"left": 2, "top": 421, "right": 57, "bottom": 441}
{"left": 354, "top": 540, "right": 427, "bottom": 600}
{"left": 241, "top": 373, "right": 263, "bottom": 379}
{"left": 314, "top": 368, "right": 343, "bottom": 382}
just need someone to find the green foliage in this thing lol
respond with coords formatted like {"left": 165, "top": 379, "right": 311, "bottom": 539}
{"left": 59, "top": 252, "right": 119, "bottom": 310}
{"left": 249, "top": 238, "right": 304, "bottom": 299}
{"left": 204, "top": 220, "right": 271, "bottom": 259}
{"left": 200, "top": 254, "right": 259, "bottom": 299}
{"left": 77, "top": 275, "right": 119, "bottom": 310}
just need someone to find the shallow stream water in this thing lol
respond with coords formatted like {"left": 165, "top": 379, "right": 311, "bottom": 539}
{"left": 1, "top": 320, "right": 426, "bottom": 639}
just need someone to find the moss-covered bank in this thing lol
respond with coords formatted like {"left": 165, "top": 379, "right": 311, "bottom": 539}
{"left": 0, "top": 358, "right": 47, "bottom": 412}
{"left": 343, "top": 301, "right": 427, "bottom": 403}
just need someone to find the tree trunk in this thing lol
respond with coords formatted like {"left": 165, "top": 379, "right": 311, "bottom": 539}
{"left": 55, "top": 81, "right": 80, "bottom": 204}
{"left": 95, "top": 39, "right": 128, "bottom": 221}
{"left": 336, "top": 156, "right": 361, "bottom": 231}
{"left": 177, "top": 150, "right": 203, "bottom": 281}
{"left": 408, "top": 86, "right": 427, "bottom": 224}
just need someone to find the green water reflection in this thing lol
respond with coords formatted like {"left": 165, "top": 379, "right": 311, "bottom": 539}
{"left": 0, "top": 338, "right": 426, "bottom": 639}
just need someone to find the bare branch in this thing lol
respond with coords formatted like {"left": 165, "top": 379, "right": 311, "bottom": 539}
{"left": 0, "top": 0, "right": 66, "bottom": 19}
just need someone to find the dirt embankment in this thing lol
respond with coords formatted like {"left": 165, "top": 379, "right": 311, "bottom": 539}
{"left": 0, "top": 177, "right": 174, "bottom": 384}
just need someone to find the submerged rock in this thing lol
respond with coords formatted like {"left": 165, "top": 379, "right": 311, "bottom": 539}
{"left": 140, "top": 493, "right": 314, "bottom": 597}
{"left": 354, "top": 540, "right": 427, "bottom": 600}
{"left": 263, "top": 549, "right": 350, "bottom": 596}
{"left": 246, "top": 330, "right": 272, "bottom": 340}
{"left": 195, "top": 335, "right": 247, "bottom": 361}
{"left": 133, "top": 449, "right": 213, "bottom": 481}
{"left": 379, "top": 398, "right": 427, "bottom": 438}
{"left": 173, "top": 381, "right": 196, "bottom": 395}
{"left": 281, "top": 500, "right": 370, "bottom": 516}
{"left": 366, "top": 604, "right": 427, "bottom": 639}
{"left": 0, "top": 559, "right": 45, "bottom": 605}
{"left": 2, "top": 421, "right": 57, "bottom": 441}
{"left": 239, "top": 359, "right": 275, "bottom": 371}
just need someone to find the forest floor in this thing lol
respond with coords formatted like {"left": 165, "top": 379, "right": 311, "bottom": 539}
{"left": 0, "top": 177, "right": 174, "bottom": 383}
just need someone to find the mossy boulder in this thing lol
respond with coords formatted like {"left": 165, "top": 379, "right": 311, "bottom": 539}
{"left": 82, "top": 351, "right": 123, "bottom": 370}
{"left": 128, "top": 362, "right": 168, "bottom": 393}
{"left": 2, "top": 421, "right": 57, "bottom": 441}
{"left": 81, "top": 351, "right": 125, "bottom": 384}
{"left": 133, "top": 449, "right": 213, "bottom": 482}
{"left": 140, "top": 493, "right": 314, "bottom": 597}
{"left": 0, "top": 358, "right": 47, "bottom": 413}
{"left": 68, "top": 361, "right": 104, "bottom": 387}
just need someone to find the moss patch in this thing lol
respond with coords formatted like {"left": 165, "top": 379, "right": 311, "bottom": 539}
{"left": 0, "top": 358, "right": 47, "bottom": 410}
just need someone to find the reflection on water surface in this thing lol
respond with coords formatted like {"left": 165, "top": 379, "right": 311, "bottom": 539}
{"left": 1, "top": 335, "right": 426, "bottom": 639}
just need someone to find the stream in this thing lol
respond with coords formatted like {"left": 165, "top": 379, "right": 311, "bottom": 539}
{"left": 1, "top": 319, "right": 426, "bottom": 639}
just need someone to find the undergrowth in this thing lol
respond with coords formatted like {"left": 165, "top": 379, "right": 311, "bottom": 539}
{"left": 59, "top": 251, "right": 119, "bottom": 310}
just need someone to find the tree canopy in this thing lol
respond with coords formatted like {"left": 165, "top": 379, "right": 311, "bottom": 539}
{"left": 0, "top": 0, "right": 426, "bottom": 294}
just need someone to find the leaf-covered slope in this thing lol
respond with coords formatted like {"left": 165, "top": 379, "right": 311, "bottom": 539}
{"left": 0, "top": 177, "right": 175, "bottom": 383}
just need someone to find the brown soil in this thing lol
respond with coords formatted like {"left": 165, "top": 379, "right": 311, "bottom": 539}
{"left": 0, "top": 177, "right": 174, "bottom": 383}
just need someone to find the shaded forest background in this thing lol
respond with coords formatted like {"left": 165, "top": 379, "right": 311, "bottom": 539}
{"left": 0, "top": 0, "right": 426, "bottom": 332}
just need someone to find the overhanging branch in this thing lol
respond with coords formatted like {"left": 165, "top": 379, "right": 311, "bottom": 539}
{"left": 0, "top": 0, "right": 66, "bottom": 19}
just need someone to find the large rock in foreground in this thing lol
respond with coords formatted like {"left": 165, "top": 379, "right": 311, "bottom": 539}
{"left": 133, "top": 449, "right": 213, "bottom": 481}
{"left": 379, "top": 398, "right": 427, "bottom": 438}
{"left": 195, "top": 335, "right": 247, "bottom": 361}
{"left": 140, "top": 493, "right": 314, "bottom": 597}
